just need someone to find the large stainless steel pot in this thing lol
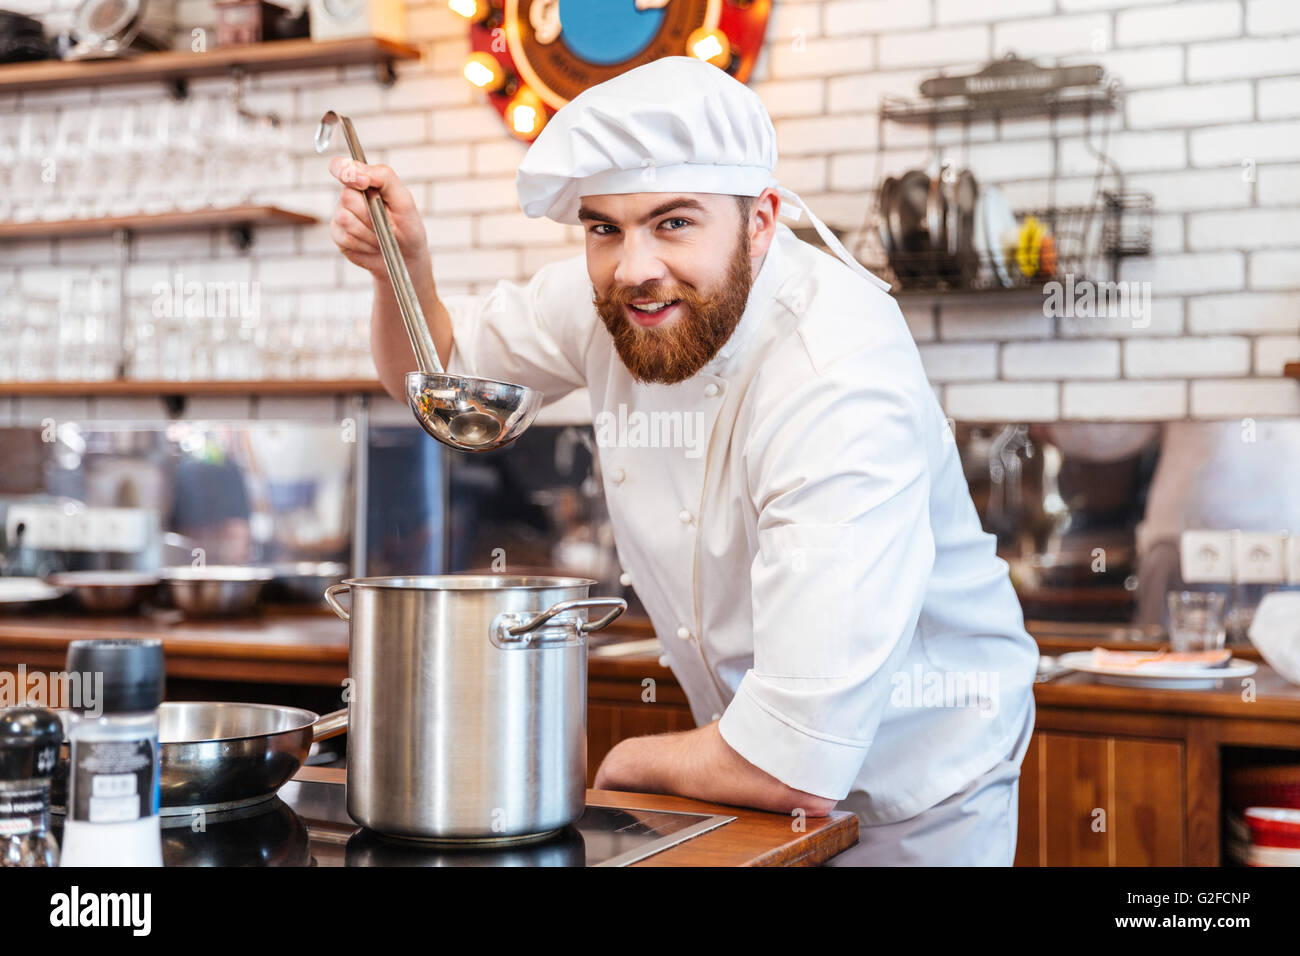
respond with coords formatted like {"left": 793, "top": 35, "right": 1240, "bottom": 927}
{"left": 324, "top": 575, "right": 625, "bottom": 843}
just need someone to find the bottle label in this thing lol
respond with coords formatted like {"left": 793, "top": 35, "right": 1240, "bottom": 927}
{"left": 0, "top": 787, "right": 48, "bottom": 836}
{"left": 68, "top": 737, "right": 159, "bottom": 824}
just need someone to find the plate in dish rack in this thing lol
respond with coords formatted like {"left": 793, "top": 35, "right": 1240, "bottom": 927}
{"left": 1056, "top": 651, "right": 1257, "bottom": 689}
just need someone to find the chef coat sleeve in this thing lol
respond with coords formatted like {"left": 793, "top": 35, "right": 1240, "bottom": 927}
{"left": 717, "top": 358, "right": 937, "bottom": 801}
{"left": 441, "top": 253, "right": 597, "bottom": 403}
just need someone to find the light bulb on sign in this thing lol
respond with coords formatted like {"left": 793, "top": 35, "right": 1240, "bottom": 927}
{"left": 512, "top": 103, "right": 538, "bottom": 135}
{"left": 686, "top": 27, "right": 731, "bottom": 67}
{"left": 449, "top": 0, "right": 479, "bottom": 19}
{"left": 507, "top": 89, "right": 546, "bottom": 138}
{"left": 463, "top": 52, "right": 505, "bottom": 92}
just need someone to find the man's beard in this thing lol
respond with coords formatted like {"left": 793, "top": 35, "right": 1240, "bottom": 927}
{"left": 593, "top": 228, "right": 754, "bottom": 385}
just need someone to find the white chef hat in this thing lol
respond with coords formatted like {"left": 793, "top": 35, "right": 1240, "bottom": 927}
{"left": 515, "top": 56, "right": 889, "bottom": 291}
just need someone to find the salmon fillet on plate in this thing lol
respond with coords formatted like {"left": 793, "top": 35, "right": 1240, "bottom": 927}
{"left": 1089, "top": 647, "right": 1233, "bottom": 671}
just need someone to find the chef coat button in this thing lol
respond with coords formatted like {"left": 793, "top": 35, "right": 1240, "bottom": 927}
{"left": 658, "top": 654, "right": 670, "bottom": 668}
{"left": 610, "top": 467, "right": 626, "bottom": 484}
{"left": 676, "top": 625, "right": 691, "bottom": 641}
{"left": 678, "top": 509, "right": 693, "bottom": 524}
{"left": 704, "top": 383, "right": 720, "bottom": 397}
{"left": 619, "top": 571, "right": 632, "bottom": 587}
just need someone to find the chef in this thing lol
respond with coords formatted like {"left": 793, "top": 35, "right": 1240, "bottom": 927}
{"left": 328, "top": 56, "right": 1038, "bottom": 866}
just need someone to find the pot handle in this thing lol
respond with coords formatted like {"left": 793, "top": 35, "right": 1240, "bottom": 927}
{"left": 312, "top": 708, "right": 349, "bottom": 743}
{"left": 323, "top": 583, "right": 351, "bottom": 622}
{"left": 505, "top": 597, "right": 627, "bottom": 637}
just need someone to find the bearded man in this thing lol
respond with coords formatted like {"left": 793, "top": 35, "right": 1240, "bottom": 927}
{"left": 328, "top": 56, "right": 1037, "bottom": 866}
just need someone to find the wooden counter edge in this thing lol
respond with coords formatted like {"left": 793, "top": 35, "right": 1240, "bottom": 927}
{"left": 290, "top": 767, "right": 859, "bottom": 867}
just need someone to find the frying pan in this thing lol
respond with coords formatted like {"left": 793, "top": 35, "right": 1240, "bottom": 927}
{"left": 52, "top": 702, "right": 349, "bottom": 816}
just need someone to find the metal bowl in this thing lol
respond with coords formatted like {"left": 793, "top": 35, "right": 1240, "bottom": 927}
{"left": 47, "top": 570, "right": 160, "bottom": 613}
{"left": 159, "top": 566, "right": 274, "bottom": 617}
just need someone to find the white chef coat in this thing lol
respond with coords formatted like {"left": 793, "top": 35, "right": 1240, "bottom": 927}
{"left": 443, "top": 222, "right": 1038, "bottom": 825}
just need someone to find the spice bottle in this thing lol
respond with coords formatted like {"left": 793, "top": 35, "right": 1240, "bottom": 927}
{"left": 0, "top": 707, "right": 63, "bottom": 867}
{"left": 58, "top": 639, "right": 165, "bottom": 867}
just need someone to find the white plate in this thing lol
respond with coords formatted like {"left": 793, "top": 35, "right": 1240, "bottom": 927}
{"left": 1056, "top": 651, "right": 1257, "bottom": 689}
{"left": 979, "top": 185, "right": 1017, "bottom": 288}
{"left": 0, "top": 577, "right": 66, "bottom": 605}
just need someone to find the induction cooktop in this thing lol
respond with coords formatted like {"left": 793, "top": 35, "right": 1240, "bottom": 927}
{"left": 114, "top": 779, "right": 736, "bottom": 867}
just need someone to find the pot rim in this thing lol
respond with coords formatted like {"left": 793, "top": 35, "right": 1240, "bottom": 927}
{"left": 339, "top": 575, "right": 599, "bottom": 591}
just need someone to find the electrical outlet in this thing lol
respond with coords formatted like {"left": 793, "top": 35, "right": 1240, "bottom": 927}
{"left": 66, "top": 509, "right": 97, "bottom": 551}
{"left": 5, "top": 505, "right": 39, "bottom": 547}
{"left": 1180, "top": 530, "right": 1233, "bottom": 584}
{"left": 1233, "top": 531, "right": 1287, "bottom": 584}
{"left": 1285, "top": 533, "right": 1300, "bottom": 586}
{"left": 99, "top": 508, "right": 149, "bottom": 553}
{"left": 33, "top": 506, "right": 69, "bottom": 551}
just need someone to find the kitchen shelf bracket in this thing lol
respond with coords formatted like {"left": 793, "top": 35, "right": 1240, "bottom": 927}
{"left": 229, "top": 224, "right": 255, "bottom": 251}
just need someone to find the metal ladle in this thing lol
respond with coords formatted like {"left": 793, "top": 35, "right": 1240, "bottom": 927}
{"left": 315, "top": 111, "right": 543, "bottom": 452}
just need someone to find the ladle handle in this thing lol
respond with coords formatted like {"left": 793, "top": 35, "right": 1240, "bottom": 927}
{"left": 320, "top": 111, "right": 444, "bottom": 376}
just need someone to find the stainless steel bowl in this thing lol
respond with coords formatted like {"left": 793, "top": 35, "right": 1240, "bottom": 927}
{"left": 159, "top": 566, "right": 274, "bottom": 617}
{"left": 265, "top": 561, "right": 348, "bottom": 603}
{"left": 406, "top": 371, "right": 544, "bottom": 453}
{"left": 47, "top": 570, "right": 160, "bottom": 613}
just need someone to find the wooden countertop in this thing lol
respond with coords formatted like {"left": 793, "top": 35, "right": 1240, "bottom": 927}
{"left": 1031, "top": 666, "right": 1300, "bottom": 720}
{"left": 0, "top": 606, "right": 657, "bottom": 685}
{"left": 4, "top": 609, "right": 1297, "bottom": 722}
{"left": 291, "top": 766, "right": 858, "bottom": 867}
{"left": 0, "top": 607, "right": 350, "bottom": 685}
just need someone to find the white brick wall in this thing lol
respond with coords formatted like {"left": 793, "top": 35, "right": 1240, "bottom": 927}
{"left": 0, "top": 0, "right": 1296, "bottom": 424}
{"left": 1115, "top": 2, "right": 1242, "bottom": 46}
{"left": 1247, "top": 0, "right": 1300, "bottom": 36}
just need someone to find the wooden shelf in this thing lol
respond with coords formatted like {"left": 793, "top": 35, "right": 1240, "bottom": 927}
{"left": 1284, "top": 362, "right": 1300, "bottom": 379}
{"left": 0, "top": 379, "right": 387, "bottom": 397}
{"left": 0, "top": 205, "right": 318, "bottom": 242}
{"left": 0, "top": 37, "right": 421, "bottom": 96}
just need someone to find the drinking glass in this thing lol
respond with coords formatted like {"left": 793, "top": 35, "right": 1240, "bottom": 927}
{"left": 1166, "top": 590, "right": 1227, "bottom": 653}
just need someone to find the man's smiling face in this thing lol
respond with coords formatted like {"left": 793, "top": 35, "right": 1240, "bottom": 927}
{"left": 579, "top": 190, "right": 776, "bottom": 385}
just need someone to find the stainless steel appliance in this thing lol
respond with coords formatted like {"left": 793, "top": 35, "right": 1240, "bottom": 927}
{"left": 323, "top": 575, "right": 625, "bottom": 843}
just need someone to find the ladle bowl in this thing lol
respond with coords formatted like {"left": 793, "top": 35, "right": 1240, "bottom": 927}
{"left": 315, "top": 110, "right": 542, "bottom": 453}
{"left": 406, "top": 371, "right": 543, "bottom": 452}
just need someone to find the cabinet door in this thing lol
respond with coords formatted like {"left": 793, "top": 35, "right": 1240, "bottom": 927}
{"left": 1113, "top": 738, "right": 1185, "bottom": 866}
{"left": 1043, "top": 732, "right": 1112, "bottom": 866}
{"left": 1016, "top": 731, "right": 1185, "bottom": 866}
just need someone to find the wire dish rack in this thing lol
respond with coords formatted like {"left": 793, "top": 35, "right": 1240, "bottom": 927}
{"left": 864, "top": 192, "right": 1152, "bottom": 294}
{"left": 836, "top": 53, "right": 1154, "bottom": 296}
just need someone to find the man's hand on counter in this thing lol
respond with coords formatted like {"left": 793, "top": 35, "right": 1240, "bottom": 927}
{"left": 592, "top": 721, "right": 838, "bottom": 818}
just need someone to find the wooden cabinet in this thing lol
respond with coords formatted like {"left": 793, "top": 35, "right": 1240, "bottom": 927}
{"left": 588, "top": 638, "right": 1300, "bottom": 866}
{"left": 1015, "top": 731, "right": 1185, "bottom": 866}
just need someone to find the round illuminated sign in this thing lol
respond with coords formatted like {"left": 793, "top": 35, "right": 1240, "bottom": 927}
{"left": 458, "top": 0, "right": 771, "bottom": 141}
